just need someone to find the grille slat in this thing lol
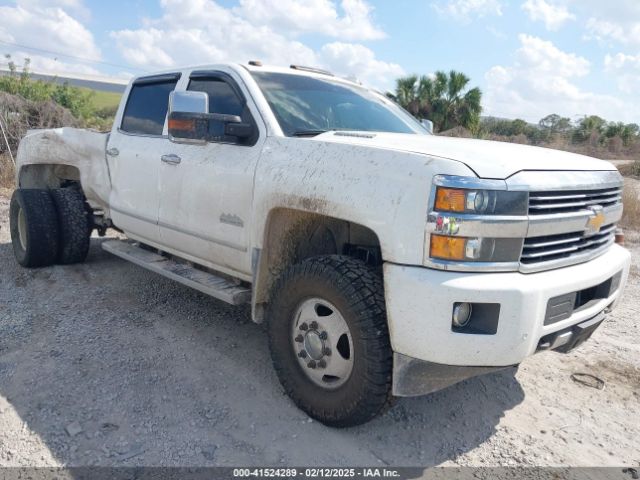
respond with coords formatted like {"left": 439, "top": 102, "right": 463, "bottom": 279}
{"left": 528, "top": 187, "right": 622, "bottom": 215}
{"left": 522, "top": 182, "right": 622, "bottom": 270}
{"left": 522, "top": 225, "right": 615, "bottom": 261}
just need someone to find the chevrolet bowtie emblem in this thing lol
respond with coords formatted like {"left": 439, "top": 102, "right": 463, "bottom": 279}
{"left": 586, "top": 205, "right": 605, "bottom": 235}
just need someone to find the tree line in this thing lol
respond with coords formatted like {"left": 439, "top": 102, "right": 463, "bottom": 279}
{"left": 391, "top": 71, "right": 639, "bottom": 157}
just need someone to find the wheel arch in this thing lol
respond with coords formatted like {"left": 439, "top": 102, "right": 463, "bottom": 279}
{"left": 251, "top": 207, "right": 382, "bottom": 323}
{"left": 18, "top": 163, "right": 82, "bottom": 190}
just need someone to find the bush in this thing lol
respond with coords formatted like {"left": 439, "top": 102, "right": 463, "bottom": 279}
{"left": 0, "top": 153, "right": 14, "bottom": 191}
{"left": 0, "top": 92, "right": 79, "bottom": 155}
{"left": 621, "top": 182, "right": 640, "bottom": 230}
{"left": 0, "top": 56, "right": 98, "bottom": 121}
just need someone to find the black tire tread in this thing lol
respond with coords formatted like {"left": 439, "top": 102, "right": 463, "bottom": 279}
{"left": 267, "top": 255, "right": 393, "bottom": 427}
{"left": 9, "top": 189, "right": 60, "bottom": 268}
{"left": 50, "top": 187, "right": 91, "bottom": 264}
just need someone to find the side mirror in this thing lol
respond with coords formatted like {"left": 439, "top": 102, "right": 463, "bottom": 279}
{"left": 169, "top": 90, "right": 208, "bottom": 115}
{"left": 421, "top": 118, "right": 434, "bottom": 134}
{"left": 168, "top": 90, "right": 255, "bottom": 144}
{"left": 168, "top": 91, "right": 209, "bottom": 144}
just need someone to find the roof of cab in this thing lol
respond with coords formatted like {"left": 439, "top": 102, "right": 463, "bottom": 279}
{"left": 132, "top": 62, "right": 364, "bottom": 89}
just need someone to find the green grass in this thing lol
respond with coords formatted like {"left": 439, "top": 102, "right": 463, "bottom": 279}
{"left": 77, "top": 86, "right": 122, "bottom": 110}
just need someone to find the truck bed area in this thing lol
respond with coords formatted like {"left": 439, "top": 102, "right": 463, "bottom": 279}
{"left": 16, "top": 127, "right": 111, "bottom": 210}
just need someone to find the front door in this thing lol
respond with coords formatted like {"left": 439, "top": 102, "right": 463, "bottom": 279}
{"left": 157, "top": 71, "right": 263, "bottom": 277}
{"left": 107, "top": 73, "right": 181, "bottom": 244}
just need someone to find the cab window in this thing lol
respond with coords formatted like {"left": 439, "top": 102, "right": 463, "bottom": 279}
{"left": 121, "top": 76, "right": 180, "bottom": 135}
{"left": 187, "top": 75, "right": 257, "bottom": 145}
{"left": 188, "top": 78, "right": 244, "bottom": 116}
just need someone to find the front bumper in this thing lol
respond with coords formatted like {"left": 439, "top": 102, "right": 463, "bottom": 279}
{"left": 383, "top": 244, "right": 630, "bottom": 369}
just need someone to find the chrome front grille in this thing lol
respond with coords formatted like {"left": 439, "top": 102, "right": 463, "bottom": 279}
{"left": 518, "top": 172, "right": 624, "bottom": 273}
{"left": 521, "top": 224, "right": 616, "bottom": 265}
{"left": 528, "top": 187, "right": 622, "bottom": 215}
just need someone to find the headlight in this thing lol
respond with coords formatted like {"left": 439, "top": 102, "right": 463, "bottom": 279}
{"left": 425, "top": 175, "right": 528, "bottom": 270}
{"left": 434, "top": 186, "right": 526, "bottom": 215}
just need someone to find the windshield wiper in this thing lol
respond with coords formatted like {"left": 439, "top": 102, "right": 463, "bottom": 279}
{"left": 291, "top": 129, "right": 329, "bottom": 137}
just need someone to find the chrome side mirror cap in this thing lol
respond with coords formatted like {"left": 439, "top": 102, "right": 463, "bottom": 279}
{"left": 169, "top": 91, "right": 208, "bottom": 115}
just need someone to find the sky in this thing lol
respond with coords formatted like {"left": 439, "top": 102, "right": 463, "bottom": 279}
{"left": 0, "top": 0, "right": 639, "bottom": 124}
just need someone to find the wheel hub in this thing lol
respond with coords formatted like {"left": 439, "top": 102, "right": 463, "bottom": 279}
{"left": 303, "top": 330, "right": 325, "bottom": 360}
{"left": 291, "top": 298, "right": 354, "bottom": 389}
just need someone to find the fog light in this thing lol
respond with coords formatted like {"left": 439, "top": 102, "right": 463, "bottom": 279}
{"left": 452, "top": 302, "right": 473, "bottom": 327}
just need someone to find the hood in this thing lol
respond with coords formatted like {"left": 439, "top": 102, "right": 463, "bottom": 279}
{"left": 313, "top": 131, "right": 616, "bottom": 179}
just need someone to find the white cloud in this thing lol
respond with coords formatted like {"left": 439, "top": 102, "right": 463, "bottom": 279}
{"left": 319, "top": 42, "right": 404, "bottom": 88}
{"left": 515, "top": 34, "right": 589, "bottom": 77}
{"left": 484, "top": 34, "right": 635, "bottom": 123}
{"left": 521, "top": 0, "right": 575, "bottom": 31}
{"left": 110, "top": 0, "right": 401, "bottom": 90}
{"left": 432, "top": 0, "right": 503, "bottom": 23}
{"left": 605, "top": 52, "right": 640, "bottom": 95}
{"left": 585, "top": 18, "right": 640, "bottom": 48}
{"left": 236, "top": 0, "right": 385, "bottom": 40}
{"left": 16, "top": 0, "right": 91, "bottom": 21}
{"left": 576, "top": 0, "right": 640, "bottom": 47}
{"left": 0, "top": 0, "right": 100, "bottom": 74}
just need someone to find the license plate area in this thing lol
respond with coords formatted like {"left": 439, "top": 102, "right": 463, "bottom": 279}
{"left": 537, "top": 311, "right": 606, "bottom": 353}
{"left": 544, "top": 271, "right": 622, "bottom": 326}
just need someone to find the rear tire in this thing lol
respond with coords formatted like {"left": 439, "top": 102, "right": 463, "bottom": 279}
{"left": 50, "top": 187, "right": 92, "bottom": 264}
{"left": 9, "top": 189, "right": 60, "bottom": 268}
{"left": 267, "top": 255, "right": 393, "bottom": 427}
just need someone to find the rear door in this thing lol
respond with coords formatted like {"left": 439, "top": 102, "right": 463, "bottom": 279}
{"left": 157, "top": 69, "right": 264, "bottom": 277}
{"left": 106, "top": 73, "right": 181, "bottom": 244}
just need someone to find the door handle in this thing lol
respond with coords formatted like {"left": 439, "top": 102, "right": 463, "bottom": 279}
{"left": 106, "top": 147, "right": 119, "bottom": 157}
{"left": 161, "top": 154, "right": 181, "bottom": 165}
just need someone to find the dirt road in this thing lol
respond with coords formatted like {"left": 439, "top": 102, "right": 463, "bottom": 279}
{"left": 0, "top": 192, "right": 638, "bottom": 467}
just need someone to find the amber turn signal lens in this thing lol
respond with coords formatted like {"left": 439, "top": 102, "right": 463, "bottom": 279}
{"left": 435, "top": 187, "right": 466, "bottom": 212}
{"left": 168, "top": 118, "right": 195, "bottom": 131}
{"left": 430, "top": 234, "right": 466, "bottom": 260}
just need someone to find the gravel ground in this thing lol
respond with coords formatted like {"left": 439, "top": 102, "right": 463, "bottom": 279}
{"left": 0, "top": 191, "right": 638, "bottom": 467}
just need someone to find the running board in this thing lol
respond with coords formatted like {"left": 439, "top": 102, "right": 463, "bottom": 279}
{"left": 102, "top": 240, "right": 251, "bottom": 305}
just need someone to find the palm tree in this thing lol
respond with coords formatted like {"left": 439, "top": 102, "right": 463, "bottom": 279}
{"left": 394, "top": 75, "right": 419, "bottom": 116}
{"left": 394, "top": 70, "right": 482, "bottom": 133}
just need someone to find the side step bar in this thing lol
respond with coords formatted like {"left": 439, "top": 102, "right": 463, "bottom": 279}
{"left": 102, "top": 240, "right": 251, "bottom": 305}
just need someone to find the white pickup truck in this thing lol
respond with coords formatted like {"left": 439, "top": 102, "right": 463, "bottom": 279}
{"left": 10, "top": 62, "right": 630, "bottom": 427}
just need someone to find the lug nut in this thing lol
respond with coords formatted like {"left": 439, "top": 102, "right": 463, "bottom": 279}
{"left": 294, "top": 334, "right": 304, "bottom": 343}
{"left": 298, "top": 350, "right": 308, "bottom": 358}
{"left": 299, "top": 322, "right": 308, "bottom": 331}
{"left": 319, "top": 331, "right": 328, "bottom": 340}
{"left": 310, "top": 321, "right": 318, "bottom": 330}
{"left": 307, "top": 360, "right": 317, "bottom": 369}
{"left": 317, "top": 360, "right": 326, "bottom": 369}
{"left": 323, "top": 347, "right": 331, "bottom": 356}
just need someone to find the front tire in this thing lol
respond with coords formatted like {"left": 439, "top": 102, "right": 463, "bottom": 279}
{"left": 10, "top": 189, "right": 60, "bottom": 268}
{"left": 267, "top": 255, "right": 393, "bottom": 427}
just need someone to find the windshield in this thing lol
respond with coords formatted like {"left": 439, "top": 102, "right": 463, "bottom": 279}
{"left": 251, "top": 71, "right": 427, "bottom": 136}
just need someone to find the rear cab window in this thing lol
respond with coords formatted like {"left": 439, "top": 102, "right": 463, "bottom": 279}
{"left": 121, "top": 73, "right": 181, "bottom": 136}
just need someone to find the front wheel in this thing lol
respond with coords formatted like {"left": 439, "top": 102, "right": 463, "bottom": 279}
{"left": 267, "top": 255, "right": 393, "bottom": 427}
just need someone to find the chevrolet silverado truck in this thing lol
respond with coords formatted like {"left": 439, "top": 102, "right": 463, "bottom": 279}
{"left": 10, "top": 62, "right": 630, "bottom": 427}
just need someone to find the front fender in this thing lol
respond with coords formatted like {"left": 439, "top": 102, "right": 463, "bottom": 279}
{"left": 252, "top": 136, "right": 475, "bottom": 265}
